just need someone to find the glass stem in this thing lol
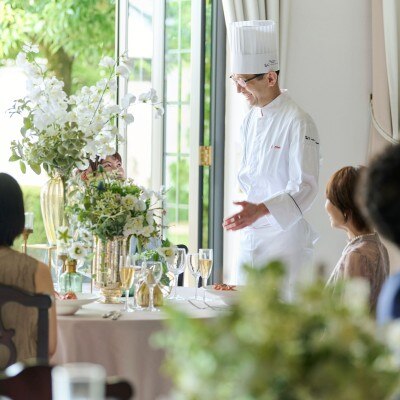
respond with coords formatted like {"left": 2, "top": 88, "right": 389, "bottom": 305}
{"left": 174, "top": 274, "right": 178, "bottom": 298}
{"left": 149, "top": 285, "right": 155, "bottom": 310}
{"left": 124, "top": 289, "right": 129, "bottom": 312}
{"left": 195, "top": 276, "right": 199, "bottom": 300}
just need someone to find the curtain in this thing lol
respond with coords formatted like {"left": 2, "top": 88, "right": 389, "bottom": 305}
{"left": 369, "top": 0, "right": 400, "bottom": 157}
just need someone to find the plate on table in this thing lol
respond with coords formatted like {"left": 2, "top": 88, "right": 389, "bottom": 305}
{"left": 56, "top": 293, "right": 100, "bottom": 316}
{"left": 204, "top": 285, "right": 243, "bottom": 305}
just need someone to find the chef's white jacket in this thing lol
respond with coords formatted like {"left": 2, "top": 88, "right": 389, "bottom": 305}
{"left": 237, "top": 91, "right": 320, "bottom": 293}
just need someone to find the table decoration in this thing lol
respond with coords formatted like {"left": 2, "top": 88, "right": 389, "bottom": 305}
{"left": 9, "top": 44, "right": 163, "bottom": 244}
{"left": 157, "top": 262, "right": 400, "bottom": 400}
{"left": 68, "top": 171, "right": 167, "bottom": 303}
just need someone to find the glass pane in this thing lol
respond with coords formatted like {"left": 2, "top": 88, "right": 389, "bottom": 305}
{"left": 126, "top": 0, "right": 154, "bottom": 188}
{"left": 164, "top": 0, "right": 192, "bottom": 247}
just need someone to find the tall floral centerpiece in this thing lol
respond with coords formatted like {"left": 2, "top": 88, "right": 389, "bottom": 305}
{"left": 9, "top": 43, "right": 163, "bottom": 244}
{"left": 68, "top": 170, "right": 167, "bottom": 302}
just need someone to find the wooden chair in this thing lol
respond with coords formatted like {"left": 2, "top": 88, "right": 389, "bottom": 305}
{"left": 0, "top": 283, "right": 52, "bottom": 368}
{"left": 0, "top": 362, "right": 134, "bottom": 400}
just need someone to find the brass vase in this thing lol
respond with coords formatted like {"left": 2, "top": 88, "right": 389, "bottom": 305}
{"left": 92, "top": 236, "right": 128, "bottom": 303}
{"left": 40, "top": 175, "right": 66, "bottom": 245}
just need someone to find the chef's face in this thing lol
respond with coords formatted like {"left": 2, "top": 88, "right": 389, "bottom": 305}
{"left": 232, "top": 73, "right": 266, "bottom": 107}
{"left": 325, "top": 199, "right": 346, "bottom": 230}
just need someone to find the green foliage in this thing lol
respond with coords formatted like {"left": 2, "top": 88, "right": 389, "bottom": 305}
{"left": 0, "top": 0, "right": 115, "bottom": 94}
{"left": 156, "top": 262, "right": 400, "bottom": 400}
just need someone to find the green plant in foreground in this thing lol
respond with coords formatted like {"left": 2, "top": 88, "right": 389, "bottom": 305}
{"left": 155, "top": 262, "right": 400, "bottom": 400}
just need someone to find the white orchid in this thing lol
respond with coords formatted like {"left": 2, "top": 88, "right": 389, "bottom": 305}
{"left": 10, "top": 46, "right": 163, "bottom": 178}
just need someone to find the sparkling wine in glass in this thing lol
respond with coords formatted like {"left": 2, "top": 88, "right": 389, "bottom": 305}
{"left": 142, "top": 261, "right": 162, "bottom": 312}
{"left": 166, "top": 248, "right": 186, "bottom": 300}
{"left": 199, "top": 248, "right": 213, "bottom": 301}
{"left": 119, "top": 256, "right": 135, "bottom": 312}
{"left": 187, "top": 253, "right": 200, "bottom": 300}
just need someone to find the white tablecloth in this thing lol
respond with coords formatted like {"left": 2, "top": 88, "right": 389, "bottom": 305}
{"left": 51, "top": 287, "right": 225, "bottom": 400}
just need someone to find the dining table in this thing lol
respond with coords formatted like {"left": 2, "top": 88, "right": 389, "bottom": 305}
{"left": 51, "top": 287, "right": 227, "bottom": 400}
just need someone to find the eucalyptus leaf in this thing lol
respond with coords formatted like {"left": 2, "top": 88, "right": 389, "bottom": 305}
{"left": 19, "top": 160, "right": 26, "bottom": 174}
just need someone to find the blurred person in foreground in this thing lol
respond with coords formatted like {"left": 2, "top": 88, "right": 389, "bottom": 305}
{"left": 0, "top": 173, "right": 57, "bottom": 368}
{"left": 325, "top": 166, "right": 389, "bottom": 313}
{"left": 362, "top": 144, "right": 400, "bottom": 323}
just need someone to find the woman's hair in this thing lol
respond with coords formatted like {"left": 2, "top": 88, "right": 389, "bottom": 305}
{"left": 363, "top": 144, "right": 400, "bottom": 246}
{"left": 0, "top": 173, "right": 25, "bottom": 246}
{"left": 326, "top": 166, "right": 370, "bottom": 232}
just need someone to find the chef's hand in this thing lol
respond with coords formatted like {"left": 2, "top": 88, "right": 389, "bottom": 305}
{"left": 223, "top": 201, "right": 269, "bottom": 231}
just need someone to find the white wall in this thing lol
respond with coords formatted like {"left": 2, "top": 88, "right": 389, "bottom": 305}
{"left": 223, "top": 0, "right": 398, "bottom": 281}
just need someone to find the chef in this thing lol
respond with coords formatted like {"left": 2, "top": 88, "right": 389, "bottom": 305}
{"left": 223, "top": 20, "right": 320, "bottom": 296}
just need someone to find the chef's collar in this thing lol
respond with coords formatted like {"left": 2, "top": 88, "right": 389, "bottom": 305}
{"left": 258, "top": 89, "right": 288, "bottom": 117}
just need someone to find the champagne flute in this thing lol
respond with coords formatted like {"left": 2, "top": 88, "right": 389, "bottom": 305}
{"left": 187, "top": 253, "right": 200, "bottom": 300}
{"left": 119, "top": 256, "right": 135, "bottom": 312}
{"left": 127, "top": 254, "right": 143, "bottom": 311}
{"left": 199, "top": 248, "right": 213, "bottom": 302}
{"left": 23, "top": 212, "right": 34, "bottom": 254}
{"left": 142, "top": 261, "right": 162, "bottom": 312}
{"left": 166, "top": 248, "right": 186, "bottom": 300}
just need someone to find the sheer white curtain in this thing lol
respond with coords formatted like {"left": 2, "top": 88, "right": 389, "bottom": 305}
{"left": 369, "top": 0, "right": 400, "bottom": 157}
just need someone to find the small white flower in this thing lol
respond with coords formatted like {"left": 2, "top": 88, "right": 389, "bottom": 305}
{"left": 22, "top": 43, "right": 39, "bottom": 53}
{"left": 99, "top": 56, "right": 115, "bottom": 68}
{"left": 116, "top": 65, "right": 130, "bottom": 79}
{"left": 68, "top": 242, "right": 87, "bottom": 261}
{"left": 121, "top": 113, "right": 134, "bottom": 124}
{"left": 121, "top": 93, "right": 136, "bottom": 109}
{"left": 155, "top": 106, "right": 164, "bottom": 119}
{"left": 157, "top": 246, "right": 176, "bottom": 264}
{"left": 141, "top": 225, "right": 154, "bottom": 237}
{"left": 135, "top": 199, "right": 147, "bottom": 212}
{"left": 121, "top": 194, "right": 137, "bottom": 210}
{"left": 139, "top": 88, "right": 158, "bottom": 103}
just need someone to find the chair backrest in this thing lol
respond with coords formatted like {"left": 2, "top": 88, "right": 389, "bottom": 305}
{"left": 0, "top": 283, "right": 52, "bottom": 368}
{"left": 177, "top": 244, "right": 189, "bottom": 287}
{"left": 0, "top": 362, "right": 135, "bottom": 400}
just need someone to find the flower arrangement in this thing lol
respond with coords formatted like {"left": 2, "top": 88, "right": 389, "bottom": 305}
{"left": 68, "top": 170, "right": 166, "bottom": 248}
{"left": 9, "top": 43, "right": 163, "bottom": 178}
{"left": 156, "top": 262, "right": 400, "bottom": 400}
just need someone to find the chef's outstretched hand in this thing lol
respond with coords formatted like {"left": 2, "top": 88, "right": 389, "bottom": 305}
{"left": 223, "top": 201, "right": 269, "bottom": 231}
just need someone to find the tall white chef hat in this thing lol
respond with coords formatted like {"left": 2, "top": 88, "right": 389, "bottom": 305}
{"left": 230, "top": 20, "right": 279, "bottom": 74}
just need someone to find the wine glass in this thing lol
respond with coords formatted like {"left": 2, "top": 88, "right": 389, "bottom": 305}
{"left": 199, "top": 249, "right": 213, "bottom": 301}
{"left": 187, "top": 253, "right": 200, "bottom": 300}
{"left": 166, "top": 248, "right": 186, "bottom": 300}
{"left": 142, "top": 261, "right": 163, "bottom": 312}
{"left": 119, "top": 256, "right": 135, "bottom": 312}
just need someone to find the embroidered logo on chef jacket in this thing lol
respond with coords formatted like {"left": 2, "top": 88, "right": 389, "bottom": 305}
{"left": 270, "top": 145, "right": 281, "bottom": 149}
{"left": 305, "top": 136, "right": 319, "bottom": 145}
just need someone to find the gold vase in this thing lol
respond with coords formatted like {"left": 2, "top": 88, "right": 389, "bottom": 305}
{"left": 92, "top": 236, "right": 128, "bottom": 303}
{"left": 40, "top": 175, "right": 66, "bottom": 245}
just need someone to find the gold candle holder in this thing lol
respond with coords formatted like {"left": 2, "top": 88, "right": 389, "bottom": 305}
{"left": 22, "top": 228, "right": 33, "bottom": 254}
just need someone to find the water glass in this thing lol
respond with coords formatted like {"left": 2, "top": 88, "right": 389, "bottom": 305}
{"left": 142, "top": 261, "right": 162, "bottom": 312}
{"left": 187, "top": 253, "right": 200, "bottom": 300}
{"left": 166, "top": 248, "right": 186, "bottom": 300}
{"left": 52, "top": 362, "right": 106, "bottom": 400}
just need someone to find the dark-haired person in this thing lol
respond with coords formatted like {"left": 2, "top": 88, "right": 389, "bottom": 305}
{"left": 0, "top": 173, "right": 57, "bottom": 368}
{"left": 80, "top": 152, "right": 125, "bottom": 181}
{"left": 362, "top": 144, "right": 400, "bottom": 323}
{"left": 325, "top": 166, "right": 389, "bottom": 312}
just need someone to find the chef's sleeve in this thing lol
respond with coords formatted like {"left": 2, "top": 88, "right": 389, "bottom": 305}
{"left": 263, "top": 115, "right": 320, "bottom": 230}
